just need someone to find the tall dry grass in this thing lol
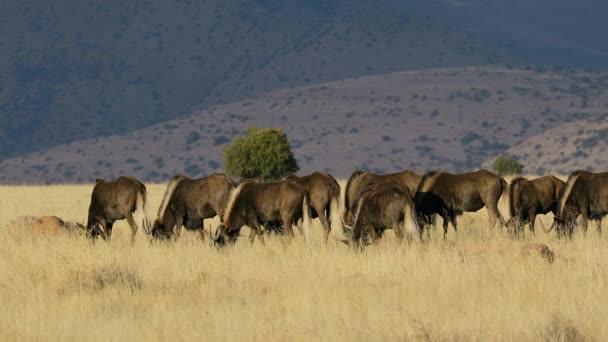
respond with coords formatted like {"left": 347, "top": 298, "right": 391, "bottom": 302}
{"left": 0, "top": 181, "right": 605, "bottom": 341}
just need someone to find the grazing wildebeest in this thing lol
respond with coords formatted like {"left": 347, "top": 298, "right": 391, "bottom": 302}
{"left": 213, "top": 180, "right": 312, "bottom": 246}
{"left": 349, "top": 182, "right": 419, "bottom": 246}
{"left": 285, "top": 172, "right": 342, "bottom": 243}
{"left": 86, "top": 176, "right": 150, "bottom": 244}
{"left": 150, "top": 174, "right": 237, "bottom": 241}
{"left": 546, "top": 170, "right": 608, "bottom": 238}
{"left": 506, "top": 176, "right": 565, "bottom": 237}
{"left": 414, "top": 169, "right": 508, "bottom": 237}
{"left": 343, "top": 170, "right": 421, "bottom": 232}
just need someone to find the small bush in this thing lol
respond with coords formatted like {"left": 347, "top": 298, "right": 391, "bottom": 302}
{"left": 493, "top": 154, "right": 524, "bottom": 176}
{"left": 224, "top": 128, "right": 299, "bottom": 181}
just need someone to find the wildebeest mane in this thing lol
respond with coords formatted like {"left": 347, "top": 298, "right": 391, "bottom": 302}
{"left": 415, "top": 171, "right": 442, "bottom": 194}
{"left": 157, "top": 174, "right": 187, "bottom": 219}
{"left": 222, "top": 181, "right": 250, "bottom": 223}
{"left": 557, "top": 170, "right": 587, "bottom": 217}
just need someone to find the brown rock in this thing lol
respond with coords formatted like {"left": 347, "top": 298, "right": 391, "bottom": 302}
{"left": 521, "top": 243, "right": 555, "bottom": 264}
{"left": 30, "top": 216, "right": 84, "bottom": 237}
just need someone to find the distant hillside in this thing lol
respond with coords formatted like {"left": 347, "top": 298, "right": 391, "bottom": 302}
{"left": 2, "top": 66, "right": 608, "bottom": 184}
{"left": 409, "top": 0, "right": 608, "bottom": 68}
{"left": 482, "top": 119, "right": 608, "bottom": 175}
{"left": 0, "top": 0, "right": 510, "bottom": 160}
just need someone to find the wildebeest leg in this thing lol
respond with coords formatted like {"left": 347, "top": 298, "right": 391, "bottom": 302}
{"left": 440, "top": 211, "right": 450, "bottom": 238}
{"left": 294, "top": 218, "right": 304, "bottom": 236}
{"left": 198, "top": 225, "right": 207, "bottom": 241}
{"left": 448, "top": 211, "right": 458, "bottom": 235}
{"left": 486, "top": 203, "right": 504, "bottom": 229}
{"left": 581, "top": 214, "right": 589, "bottom": 237}
{"left": 316, "top": 205, "right": 331, "bottom": 243}
{"left": 368, "top": 227, "right": 380, "bottom": 244}
{"left": 172, "top": 216, "right": 186, "bottom": 242}
{"left": 99, "top": 220, "right": 110, "bottom": 241}
{"left": 596, "top": 218, "right": 602, "bottom": 236}
{"left": 281, "top": 214, "right": 296, "bottom": 239}
{"left": 394, "top": 221, "right": 407, "bottom": 243}
{"left": 248, "top": 220, "right": 266, "bottom": 246}
{"left": 528, "top": 212, "right": 537, "bottom": 236}
{"left": 125, "top": 212, "right": 138, "bottom": 245}
{"left": 106, "top": 222, "right": 114, "bottom": 239}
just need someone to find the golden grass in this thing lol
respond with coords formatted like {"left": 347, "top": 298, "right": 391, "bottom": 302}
{"left": 0, "top": 181, "right": 605, "bottom": 341}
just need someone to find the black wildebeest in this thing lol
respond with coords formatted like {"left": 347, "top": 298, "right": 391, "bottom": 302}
{"left": 506, "top": 175, "right": 565, "bottom": 237}
{"left": 343, "top": 170, "right": 421, "bottom": 231}
{"left": 285, "top": 172, "right": 342, "bottom": 243}
{"left": 349, "top": 182, "right": 419, "bottom": 246}
{"left": 414, "top": 169, "right": 508, "bottom": 237}
{"left": 213, "top": 180, "right": 312, "bottom": 246}
{"left": 546, "top": 170, "right": 608, "bottom": 238}
{"left": 86, "top": 176, "right": 150, "bottom": 244}
{"left": 150, "top": 173, "right": 237, "bottom": 240}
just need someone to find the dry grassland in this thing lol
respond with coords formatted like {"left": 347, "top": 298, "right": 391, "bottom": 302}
{"left": 0, "top": 180, "right": 605, "bottom": 341}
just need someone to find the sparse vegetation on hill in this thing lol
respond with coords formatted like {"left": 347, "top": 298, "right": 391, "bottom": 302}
{"left": 483, "top": 118, "right": 608, "bottom": 174}
{"left": 493, "top": 154, "right": 524, "bottom": 176}
{"left": 1, "top": 66, "right": 608, "bottom": 184}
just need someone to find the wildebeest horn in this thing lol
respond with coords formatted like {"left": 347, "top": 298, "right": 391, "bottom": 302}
{"left": 333, "top": 236, "right": 351, "bottom": 246}
{"left": 541, "top": 218, "right": 557, "bottom": 233}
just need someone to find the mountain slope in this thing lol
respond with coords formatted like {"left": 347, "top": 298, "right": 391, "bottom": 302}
{"left": 2, "top": 66, "right": 607, "bottom": 184}
{"left": 482, "top": 119, "right": 608, "bottom": 175}
{"left": 0, "top": 0, "right": 510, "bottom": 160}
{"left": 408, "top": 0, "right": 608, "bottom": 68}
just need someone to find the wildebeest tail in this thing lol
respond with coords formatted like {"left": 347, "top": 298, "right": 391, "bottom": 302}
{"left": 344, "top": 170, "right": 366, "bottom": 216}
{"left": 329, "top": 192, "right": 343, "bottom": 237}
{"left": 500, "top": 177, "right": 509, "bottom": 198}
{"left": 133, "top": 181, "right": 152, "bottom": 234}
{"left": 350, "top": 193, "right": 367, "bottom": 242}
{"left": 402, "top": 196, "right": 419, "bottom": 236}
{"left": 302, "top": 194, "right": 312, "bottom": 244}
{"left": 509, "top": 177, "right": 526, "bottom": 219}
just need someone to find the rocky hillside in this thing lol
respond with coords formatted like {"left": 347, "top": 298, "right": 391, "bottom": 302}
{"left": 482, "top": 119, "right": 608, "bottom": 175}
{"left": 2, "top": 66, "right": 607, "bottom": 184}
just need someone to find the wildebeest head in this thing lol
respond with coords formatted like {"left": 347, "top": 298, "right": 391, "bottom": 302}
{"left": 213, "top": 224, "right": 239, "bottom": 247}
{"left": 86, "top": 222, "right": 106, "bottom": 240}
{"left": 150, "top": 220, "right": 172, "bottom": 240}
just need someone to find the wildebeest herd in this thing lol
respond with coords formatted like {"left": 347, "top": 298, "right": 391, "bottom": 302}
{"left": 73, "top": 169, "right": 608, "bottom": 246}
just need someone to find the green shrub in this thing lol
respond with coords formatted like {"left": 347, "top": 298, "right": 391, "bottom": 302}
{"left": 493, "top": 154, "right": 524, "bottom": 176}
{"left": 224, "top": 128, "right": 299, "bottom": 181}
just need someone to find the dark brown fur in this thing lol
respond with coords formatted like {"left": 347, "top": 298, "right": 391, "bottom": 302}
{"left": 507, "top": 176, "right": 565, "bottom": 237}
{"left": 343, "top": 170, "right": 422, "bottom": 229}
{"left": 552, "top": 170, "right": 608, "bottom": 238}
{"left": 86, "top": 176, "right": 150, "bottom": 244}
{"left": 350, "top": 182, "right": 419, "bottom": 246}
{"left": 285, "top": 172, "right": 341, "bottom": 243}
{"left": 151, "top": 173, "right": 237, "bottom": 241}
{"left": 213, "top": 180, "right": 312, "bottom": 246}
{"left": 414, "top": 169, "right": 508, "bottom": 237}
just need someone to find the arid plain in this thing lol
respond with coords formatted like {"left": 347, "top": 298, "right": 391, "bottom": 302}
{"left": 0, "top": 179, "right": 604, "bottom": 341}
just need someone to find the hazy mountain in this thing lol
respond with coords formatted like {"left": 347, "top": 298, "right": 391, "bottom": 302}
{"left": 0, "top": 0, "right": 509, "bottom": 160}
